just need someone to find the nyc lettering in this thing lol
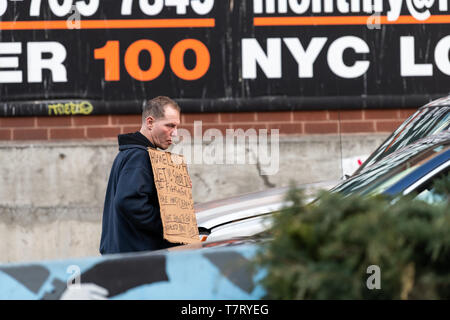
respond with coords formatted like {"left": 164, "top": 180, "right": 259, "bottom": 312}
{"left": 0, "top": 42, "right": 67, "bottom": 84}
{"left": 0, "top": 0, "right": 214, "bottom": 17}
{"left": 242, "top": 37, "right": 370, "bottom": 79}
{"left": 253, "top": 0, "right": 449, "bottom": 21}
{"left": 242, "top": 36, "right": 450, "bottom": 79}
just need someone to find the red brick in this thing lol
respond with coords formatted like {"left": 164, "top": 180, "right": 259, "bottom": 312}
{"left": 230, "top": 123, "right": 268, "bottom": 132}
{"left": 111, "top": 115, "right": 142, "bottom": 125}
{"left": 328, "top": 110, "right": 363, "bottom": 120}
{"left": 183, "top": 113, "right": 219, "bottom": 124}
{"left": 340, "top": 121, "right": 375, "bottom": 133}
{"left": 178, "top": 123, "right": 231, "bottom": 136}
{"left": 256, "top": 111, "right": 291, "bottom": 122}
{"left": 72, "top": 115, "right": 109, "bottom": 126}
{"left": 220, "top": 112, "right": 256, "bottom": 123}
{"left": 0, "top": 129, "right": 11, "bottom": 140}
{"left": 364, "top": 110, "right": 399, "bottom": 120}
{"left": 293, "top": 111, "right": 328, "bottom": 121}
{"left": 13, "top": 129, "right": 48, "bottom": 140}
{"left": 0, "top": 117, "right": 35, "bottom": 128}
{"left": 121, "top": 126, "right": 141, "bottom": 134}
{"left": 375, "top": 120, "right": 404, "bottom": 132}
{"left": 267, "top": 123, "right": 303, "bottom": 135}
{"left": 201, "top": 124, "right": 232, "bottom": 135}
{"left": 50, "top": 128, "right": 85, "bottom": 140}
{"left": 399, "top": 108, "right": 419, "bottom": 120}
{"left": 37, "top": 117, "right": 72, "bottom": 127}
{"left": 304, "top": 122, "right": 338, "bottom": 134}
{"left": 86, "top": 127, "right": 121, "bottom": 138}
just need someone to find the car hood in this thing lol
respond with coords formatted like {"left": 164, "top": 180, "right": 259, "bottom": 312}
{"left": 195, "top": 180, "right": 339, "bottom": 229}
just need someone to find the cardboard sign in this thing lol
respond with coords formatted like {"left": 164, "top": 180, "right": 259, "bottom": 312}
{"left": 148, "top": 148, "right": 199, "bottom": 244}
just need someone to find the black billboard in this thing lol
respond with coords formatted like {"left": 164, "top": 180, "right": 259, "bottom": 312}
{"left": 0, "top": 0, "right": 449, "bottom": 116}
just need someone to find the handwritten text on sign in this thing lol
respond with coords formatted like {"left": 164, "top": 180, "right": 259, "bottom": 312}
{"left": 148, "top": 148, "right": 199, "bottom": 244}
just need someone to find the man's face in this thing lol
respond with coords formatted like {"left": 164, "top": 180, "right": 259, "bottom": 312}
{"left": 148, "top": 105, "right": 180, "bottom": 150}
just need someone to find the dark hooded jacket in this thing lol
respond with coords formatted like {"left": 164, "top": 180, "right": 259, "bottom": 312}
{"left": 100, "top": 131, "right": 177, "bottom": 254}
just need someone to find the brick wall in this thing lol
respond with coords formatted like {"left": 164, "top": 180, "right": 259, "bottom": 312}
{"left": 0, "top": 108, "right": 417, "bottom": 141}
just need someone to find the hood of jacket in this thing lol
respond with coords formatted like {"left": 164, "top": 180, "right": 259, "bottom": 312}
{"left": 117, "top": 131, "right": 156, "bottom": 151}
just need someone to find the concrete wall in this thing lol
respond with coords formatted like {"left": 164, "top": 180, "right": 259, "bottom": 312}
{"left": 0, "top": 134, "right": 388, "bottom": 263}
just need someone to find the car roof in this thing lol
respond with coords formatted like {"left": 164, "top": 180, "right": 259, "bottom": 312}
{"left": 421, "top": 95, "right": 450, "bottom": 108}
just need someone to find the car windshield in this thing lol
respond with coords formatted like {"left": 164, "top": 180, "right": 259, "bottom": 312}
{"left": 355, "top": 105, "right": 450, "bottom": 175}
{"left": 331, "top": 139, "right": 450, "bottom": 196}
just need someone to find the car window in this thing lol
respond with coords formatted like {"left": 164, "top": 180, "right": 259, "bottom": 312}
{"left": 415, "top": 184, "right": 447, "bottom": 204}
{"left": 411, "top": 168, "right": 449, "bottom": 204}
{"left": 355, "top": 106, "right": 450, "bottom": 174}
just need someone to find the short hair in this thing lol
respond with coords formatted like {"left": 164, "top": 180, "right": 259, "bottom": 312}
{"left": 142, "top": 96, "right": 180, "bottom": 122}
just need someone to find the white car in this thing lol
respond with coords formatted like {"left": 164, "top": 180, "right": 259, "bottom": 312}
{"left": 196, "top": 180, "right": 338, "bottom": 242}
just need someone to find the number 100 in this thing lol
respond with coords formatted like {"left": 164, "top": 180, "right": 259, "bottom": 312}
{"left": 94, "top": 39, "right": 211, "bottom": 81}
